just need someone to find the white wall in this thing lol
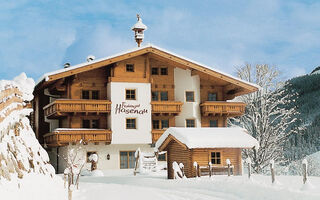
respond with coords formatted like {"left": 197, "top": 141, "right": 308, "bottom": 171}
{"left": 56, "top": 144, "right": 154, "bottom": 171}
{"left": 107, "top": 82, "right": 152, "bottom": 144}
{"left": 174, "top": 67, "right": 201, "bottom": 127}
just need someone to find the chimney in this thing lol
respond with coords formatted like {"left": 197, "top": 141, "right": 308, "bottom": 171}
{"left": 64, "top": 63, "right": 71, "bottom": 68}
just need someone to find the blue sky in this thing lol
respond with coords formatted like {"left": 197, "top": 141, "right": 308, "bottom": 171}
{"left": 1, "top": 0, "right": 320, "bottom": 82}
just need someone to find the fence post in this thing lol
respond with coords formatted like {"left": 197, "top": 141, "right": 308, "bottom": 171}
{"left": 270, "top": 160, "right": 275, "bottom": 184}
{"left": 226, "top": 159, "right": 231, "bottom": 176}
{"left": 193, "top": 162, "right": 198, "bottom": 177}
{"left": 179, "top": 163, "right": 185, "bottom": 177}
{"left": 302, "top": 159, "right": 307, "bottom": 184}
{"left": 209, "top": 162, "right": 212, "bottom": 177}
{"left": 246, "top": 157, "right": 251, "bottom": 179}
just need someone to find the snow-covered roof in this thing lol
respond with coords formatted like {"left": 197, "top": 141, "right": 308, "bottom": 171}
{"left": 155, "top": 127, "right": 259, "bottom": 150}
{"left": 36, "top": 43, "right": 259, "bottom": 90}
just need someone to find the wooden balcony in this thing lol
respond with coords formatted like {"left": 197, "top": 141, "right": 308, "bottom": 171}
{"left": 44, "top": 99, "right": 111, "bottom": 118}
{"left": 43, "top": 129, "right": 112, "bottom": 147}
{"left": 200, "top": 101, "right": 246, "bottom": 117}
{"left": 152, "top": 129, "right": 166, "bottom": 144}
{"left": 151, "top": 101, "right": 183, "bottom": 115}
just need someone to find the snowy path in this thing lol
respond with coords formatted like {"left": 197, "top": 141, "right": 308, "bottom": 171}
{"left": 73, "top": 170, "right": 320, "bottom": 200}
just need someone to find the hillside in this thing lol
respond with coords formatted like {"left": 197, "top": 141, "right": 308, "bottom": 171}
{"left": 283, "top": 73, "right": 320, "bottom": 161}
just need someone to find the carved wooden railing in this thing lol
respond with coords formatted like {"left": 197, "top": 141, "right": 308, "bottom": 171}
{"left": 151, "top": 101, "right": 183, "bottom": 115}
{"left": 43, "top": 129, "right": 112, "bottom": 146}
{"left": 0, "top": 87, "right": 24, "bottom": 123}
{"left": 200, "top": 101, "right": 246, "bottom": 117}
{"left": 43, "top": 99, "right": 112, "bottom": 118}
{"left": 151, "top": 129, "right": 166, "bottom": 144}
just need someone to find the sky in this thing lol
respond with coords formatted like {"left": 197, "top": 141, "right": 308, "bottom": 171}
{"left": 0, "top": 0, "right": 320, "bottom": 82}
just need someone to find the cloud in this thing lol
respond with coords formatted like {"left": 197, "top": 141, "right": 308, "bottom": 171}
{"left": 1, "top": 0, "right": 320, "bottom": 82}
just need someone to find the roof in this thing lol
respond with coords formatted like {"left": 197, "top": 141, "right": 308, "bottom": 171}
{"left": 155, "top": 127, "right": 259, "bottom": 151}
{"left": 35, "top": 43, "right": 259, "bottom": 92}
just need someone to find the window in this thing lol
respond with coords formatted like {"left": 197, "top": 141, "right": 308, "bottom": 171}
{"left": 126, "top": 118, "right": 136, "bottom": 129}
{"left": 151, "top": 67, "right": 159, "bottom": 75}
{"left": 126, "top": 64, "right": 135, "bottom": 72}
{"left": 152, "top": 120, "right": 160, "bottom": 129}
{"left": 186, "top": 119, "right": 195, "bottom": 128}
{"left": 211, "top": 152, "right": 221, "bottom": 165}
{"left": 92, "top": 90, "right": 100, "bottom": 100}
{"left": 160, "top": 91, "right": 168, "bottom": 101}
{"left": 161, "top": 120, "right": 169, "bottom": 129}
{"left": 92, "top": 120, "right": 100, "bottom": 129}
{"left": 120, "top": 151, "right": 136, "bottom": 169}
{"left": 82, "top": 90, "right": 90, "bottom": 99}
{"left": 186, "top": 91, "right": 195, "bottom": 102}
{"left": 209, "top": 120, "right": 218, "bottom": 127}
{"left": 157, "top": 153, "right": 166, "bottom": 161}
{"left": 126, "top": 89, "right": 136, "bottom": 100}
{"left": 151, "top": 91, "right": 159, "bottom": 101}
{"left": 82, "top": 119, "right": 99, "bottom": 128}
{"left": 82, "top": 90, "right": 100, "bottom": 99}
{"left": 82, "top": 119, "right": 90, "bottom": 128}
{"left": 160, "top": 67, "right": 168, "bottom": 75}
{"left": 87, "top": 151, "right": 97, "bottom": 163}
{"left": 208, "top": 93, "right": 217, "bottom": 101}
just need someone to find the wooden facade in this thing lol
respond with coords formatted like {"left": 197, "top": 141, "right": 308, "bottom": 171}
{"left": 33, "top": 45, "right": 258, "bottom": 149}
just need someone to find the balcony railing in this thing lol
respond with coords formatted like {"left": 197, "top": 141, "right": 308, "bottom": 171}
{"left": 44, "top": 99, "right": 112, "bottom": 118}
{"left": 151, "top": 101, "right": 183, "bottom": 115}
{"left": 200, "top": 101, "right": 246, "bottom": 117}
{"left": 43, "top": 128, "right": 112, "bottom": 147}
{"left": 151, "top": 129, "right": 166, "bottom": 144}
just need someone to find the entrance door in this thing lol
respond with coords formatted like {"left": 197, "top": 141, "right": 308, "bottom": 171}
{"left": 120, "top": 151, "right": 136, "bottom": 169}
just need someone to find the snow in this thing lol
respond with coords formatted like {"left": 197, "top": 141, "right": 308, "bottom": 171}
{"left": 89, "top": 153, "right": 98, "bottom": 162}
{"left": 155, "top": 127, "right": 259, "bottom": 150}
{"left": 35, "top": 44, "right": 259, "bottom": 90}
{"left": 131, "top": 17, "right": 148, "bottom": 30}
{"left": 68, "top": 170, "right": 320, "bottom": 200}
{"left": 270, "top": 159, "right": 275, "bottom": 168}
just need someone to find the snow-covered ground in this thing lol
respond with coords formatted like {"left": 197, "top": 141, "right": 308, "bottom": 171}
{"left": 72, "top": 170, "right": 320, "bottom": 200}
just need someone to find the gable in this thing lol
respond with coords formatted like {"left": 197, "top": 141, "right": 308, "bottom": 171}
{"left": 36, "top": 45, "right": 258, "bottom": 95}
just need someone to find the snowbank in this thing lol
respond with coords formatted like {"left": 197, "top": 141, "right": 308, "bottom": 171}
{"left": 0, "top": 73, "right": 65, "bottom": 199}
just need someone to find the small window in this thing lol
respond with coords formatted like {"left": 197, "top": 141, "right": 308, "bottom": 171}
{"left": 152, "top": 120, "right": 160, "bottom": 129}
{"left": 186, "top": 91, "right": 195, "bottom": 102}
{"left": 82, "top": 120, "right": 90, "bottom": 128}
{"left": 157, "top": 153, "right": 166, "bottom": 161}
{"left": 126, "top": 89, "right": 136, "bottom": 100}
{"left": 151, "top": 91, "right": 159, "bottom": 101}
{"left": 126, "top": 118, "right": 136, "bottom": 129}
{"left": 126, "top": 64, "right": 134, "bottom": 72}
{"left": 209, "top": 120, "right": 218, "bottom": 127}
{"left": 92, "top": 90, "right": 100, "bottom": 100}
{"left": 87, "top": 151, "right": 97, "bottom": 163}
{"left": 161, "top": 120, "right": 169, "bottom": 129}
{"left": 151, "top": 67, "right": 159, "bottom": 75}
{"left": 208, "top": 93, "right": 217, "bottom": 101}
{"left": 82, "top": 90, "right": 90, "bottom": 99}
{"left": 160, "top": 67, "right": 168, "bottom": 75}
{"left": 160, "top": 91, "right": 168, "bottom": 101}
{"left": 92, "top": 119, "right": 100, "bottom": 129}
{"left": 211, "top": 152, "right": 221, "bottom": 165}
{"left": 186, "top": 119, "right": 195, "bottom": 128}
